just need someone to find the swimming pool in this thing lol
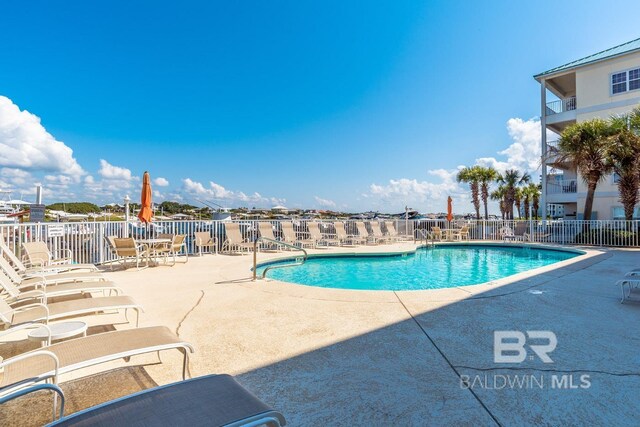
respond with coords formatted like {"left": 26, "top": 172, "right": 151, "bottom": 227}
{"left": 257, "top": 245, "right": 580, "bottom": 291}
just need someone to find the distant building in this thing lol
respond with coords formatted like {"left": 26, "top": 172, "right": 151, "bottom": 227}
{"left": 535, "top": 38, "right": 640, "bottom": 220}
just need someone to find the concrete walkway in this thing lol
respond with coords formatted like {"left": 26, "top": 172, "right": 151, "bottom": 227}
{"left": 3, "top": 243, "right": 639, "bottom": 426}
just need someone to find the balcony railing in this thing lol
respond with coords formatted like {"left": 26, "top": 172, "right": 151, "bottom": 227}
{"left": 546, "top": 96, "right": 576, "bottom": 115}
{"left": 547, "top": 179, "right": 577, "bottom": 194}
{"left": 547, "top": 140, "right": 559, "bottom": 151}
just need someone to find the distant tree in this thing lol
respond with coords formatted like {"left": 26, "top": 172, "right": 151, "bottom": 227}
{"left": 457, "top": 166, "right": 482, "bottom": 220}
{"left": 490, "top": 186, "right": 507, "bottom": 220}
{"left": 522, "top": 183, "right": 542, "bottom": 219}
{"left": 531, "top": 183, "right": 541, "bottom": 219}
{"left": 46, "top": 202, "right": 100, "bottom": 214}
{"left": 556, "top": 119, "right": 612, "bottom": 221}
{"left": 514, "top": 188, "right": 524, "bottom": 219}
{"left": 476, "top": 166, "right": 499, "bottom": 220}
{"left": 497, "top": 170, "right": 530, "bottom": 219}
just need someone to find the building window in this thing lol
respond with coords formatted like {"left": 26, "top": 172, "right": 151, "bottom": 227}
{"left": 630, "top": 68, "right": 640, "bottom": 91}
{"left": 612, "top": 206, "right": 640, "bottom": 219}
{"left": 612, "top": 68, "right": 640, "bottom": 94}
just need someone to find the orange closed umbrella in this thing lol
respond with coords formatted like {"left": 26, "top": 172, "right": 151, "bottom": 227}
{"left": 446, "top": 196, "right": 453, "bottom": 222}
{"left": 138, "top": 171, "right": 153, "bottom": 224}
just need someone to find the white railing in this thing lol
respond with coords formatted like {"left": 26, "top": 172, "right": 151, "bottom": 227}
{"left": 547, "top": 179, "right": 577, "bottom": 194}
{"left": 546, "top": 96, "right": 577, "bottom": 115}
{"left": 1, "top": 219, "right": 639, "bottom": 265}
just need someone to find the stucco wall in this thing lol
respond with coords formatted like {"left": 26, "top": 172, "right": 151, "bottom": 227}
{"left": 576, "top": 51, "right": 640, "bottom": 109}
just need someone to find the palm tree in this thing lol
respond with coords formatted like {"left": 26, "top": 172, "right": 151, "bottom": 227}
{"left": 522, "top": 187, "right": 531, "bottom": 220}
{"left": 514, "top": 188, "right": 524, "bottom": 219}
{"left": 522, "top": 183, "right": 541, "bottom": 219}
{"left": 497, "top": 169, "right": 530, "bottom": 219}
{"left": 490, "top": 186, "right": 507, "bottom": 220}
{"left": 606, "top": 112, "right": 640, "bottom": 220}
{"left": 476, "top": 166, "right": 499, "bottom": 220}
{"left": 457, "top": 166, "right": 482, "bottom": 220}
{"left": 556, "top": 119, "right": 612, "bottom": 221}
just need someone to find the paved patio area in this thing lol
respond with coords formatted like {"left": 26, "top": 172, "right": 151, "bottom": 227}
{"left": 4, "top": 242, "right": 639, "bottom": 426}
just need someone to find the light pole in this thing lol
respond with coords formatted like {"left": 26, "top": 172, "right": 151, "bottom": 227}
{"left": 405, "top": 205, "right": 411, "bottom": 236}
{"left": 124, "top": 195, "right": 131, "bottom": 237}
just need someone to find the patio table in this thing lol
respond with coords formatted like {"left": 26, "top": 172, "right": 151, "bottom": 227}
{"left": 135, "top": 238, "right": 172, "bottom": 266}
{"left": 444, "top": 228, "right": 462, "bottom": 241}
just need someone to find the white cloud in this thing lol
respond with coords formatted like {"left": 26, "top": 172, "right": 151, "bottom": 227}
{"left": 45, "top": 174, "right": 73, "bottom": 186}
{"left": 314, "top": 196, "right": 336, "bottom": 208}
{"left": 182, "top": 178, "right": 211, "bottom": 196}
{"left": 475, "top": 117, "right": 552, "bottom": 174}
{"left": 153, "top": 177, "right": 169, "bottom": 187}
{"left": 181, "top": 178, "right": 286, "bottom": 207}
{"left": 370, "top": 169, "right": 460, "bottom": 200}
{"left": 210, "top": 182, "right": 233, "bottom": 198}
{"left": 84, "top": 175, "right": 95, "bottom": 184}
{"left": 0, "top": 96, "right": 84, "bottom": 178}
{"left": 98, "top": 159, "right": 132, "bottom": 181}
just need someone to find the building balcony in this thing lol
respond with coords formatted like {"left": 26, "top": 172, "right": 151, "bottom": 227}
{"left": 546, "top": 96, "right": 576, "bottom": 115}
{"left": 547, "top": 179, "right": 576, "bottom": 194}
{"left": 545, "top": 97, "right": 577, "bottom": 131}
{"left": 546, "top": 178, "right": 577, "bottom": 203}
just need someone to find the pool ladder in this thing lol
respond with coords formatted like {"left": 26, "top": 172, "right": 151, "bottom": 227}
{"left": 415, "top": 229, "right": 436, "bottom": 248}
{"left": 252, "top": 237, "right": 308, "bottom": 281}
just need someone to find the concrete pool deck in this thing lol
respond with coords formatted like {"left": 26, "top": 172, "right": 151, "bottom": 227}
{"left": 3, "top": 242, "right": 639, "bottom": 425}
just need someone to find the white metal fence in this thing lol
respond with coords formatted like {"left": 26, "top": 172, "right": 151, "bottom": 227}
{"left": 0, "top": 219, "right": 638, "bottom": 265}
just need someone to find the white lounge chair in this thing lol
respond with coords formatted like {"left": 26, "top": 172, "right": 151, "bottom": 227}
{"left": 384, "top": 221, "right": 412, "bottom": 242}
{"left": 0, "top": 256, "right": 108, "bottom": 288}
{"left": 156, "top": 234, "right": 189, "bottom": 265}
{"left": 280, "top": 222, "right": 315, "bottom": 248}
{"left": 0, "top": 326, "right": 194, "bottom": 420}
{"left": 0, "top": 270, "right": 121, "bottom": 303}
{"left": 257, "top": 222, "right": 281, "bottom": 251}
{"left": 333, "top": 222, "right": 366, "bottom": 246}
{"left": 427, "top": 226, "right": 441, "bottom": 241}
{"left": 355, "top": 222, "right": 375, "bottom": 245}
{"left": 108, "top": 237, "right": 149, "bottom": 270}
{"left": 221, "top": 223, "right": 254, "bottom": 254}
{"left": 617, "top": 276, "right": 640, "bottom": 303}
{"left": 369, "top": 222, "right": 391, "bottom": 244}
{"left": 1, "top": 241, "right": 98, "bottom": 275}
{"left": 307, "top": 222, "right": 339, "bottom": 247}
{"left": 194, "top": 232, "right": 217, "bottom": 256}
{"left": 0, "top": 293, "right": 143, "bottom": 327}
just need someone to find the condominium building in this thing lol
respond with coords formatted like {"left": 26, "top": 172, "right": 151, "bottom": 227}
{"left": 535, "top": 38, "right": 640, "bottom": 220}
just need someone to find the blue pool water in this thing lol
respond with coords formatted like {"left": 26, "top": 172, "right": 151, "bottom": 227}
{"left": 257, "top": 245, "right": 578, "bottom": 291}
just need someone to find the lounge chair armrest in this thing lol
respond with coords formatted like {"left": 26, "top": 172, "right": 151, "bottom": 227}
{"left": 18, "top": 274, "right": 47, "bottom": 289}
{"left": 0, "top": 383, "right": 65, "bottom": 420}
{"left": 22, "top": 257, "right": 46, "bottom": 268}
{"left": 50, "top": 257, "right": 72, "bottom": 265}
{"left": 0, "top": 350, "right": 60, "bottom": 389}
{"left": 6, "top": 290, "right": 46, "bottom": 305}
{"left": 0, "top": 321, "right": 47, "bottom": 340}
{"left": 11, "top": 303, "right": 50, "bottom": 323}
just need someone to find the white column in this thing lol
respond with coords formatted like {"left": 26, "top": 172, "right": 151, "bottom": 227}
{"left": 540, "top": 80, "right": 548, "bottom": 222}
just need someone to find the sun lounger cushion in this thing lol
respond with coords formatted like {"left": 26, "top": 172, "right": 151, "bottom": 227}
{"left": 48, "top": 374, "right": 286, "bottom": 427}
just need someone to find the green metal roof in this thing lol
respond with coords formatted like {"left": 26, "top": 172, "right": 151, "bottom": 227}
{"left": 534, "top": 37, "right": 640, "bottom": 80}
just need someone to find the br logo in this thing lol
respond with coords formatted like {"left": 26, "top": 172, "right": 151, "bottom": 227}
{"left": 494, "top": 331, "right": 557, "bottom": 364}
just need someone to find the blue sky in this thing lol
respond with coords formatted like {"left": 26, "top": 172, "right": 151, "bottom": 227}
{"left": 1, "top": 1, "right": 639, "bottom": 213}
